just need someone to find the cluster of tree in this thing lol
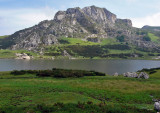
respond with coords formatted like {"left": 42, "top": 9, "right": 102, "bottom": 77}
{"left": 142, "top": 35, "right": 151, "bottom": 41}
{"left": 58, "top": 39, "right": 70, "bottom": 44}
{"left": 66, "top": 45, "right": 109, "bottom": 57}
{"left": 10, "top": 68, "right": 105, "bottom": 78}
{"left": 136, "top": 31, "right": 148, "bottom": 35}
{"left": 116, "top": 35, "right": 125, "bottom": 42}
{"left": 102, "top": 44, "right": 130, "bottom": 50}
{"left": 136, "top": 47, "right": 160, "bottom": 53}
{"left": 148, "top": 53, "right": 155, "bottom": 56}
{"left": 66, "top": 44, "right": 131, "bottom": 58}
{"left": 102, "top": 53, "right": 143, "bottom": 59}
{"left": 44, "top": 46, "right": 63, "bottom": 56}
{"left": 0, "top": 37, "right": 15, "bottom": 49}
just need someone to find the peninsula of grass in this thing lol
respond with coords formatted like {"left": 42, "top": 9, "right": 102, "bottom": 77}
{"left": 0, "top": 68, "right": 160, "bottom": 112}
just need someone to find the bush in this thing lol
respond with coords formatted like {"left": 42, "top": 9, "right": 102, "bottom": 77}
{"left": 148, "top": 53, "right": 155, "bottom": 56}
{"left": 116, "top": 35, "right": 125, "bottom": 42}
{"left": 11, "top": 70, "right": 38, "bottom": 75}
{"left": 143, "top": 36, "right": 151, "bottom": 41}
{"left": 11, "top": 68, "right": 106, "bottom": 78}
{"left": 58, "top": 39, "right": 70, "bottom": 44}
{"left": 11, "top": 70, "right": 26, "bottom": 75}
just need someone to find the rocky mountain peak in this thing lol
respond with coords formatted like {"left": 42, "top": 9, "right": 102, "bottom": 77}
{"left": 66, "top": 7, "right": 81, "bottom": 14}
{"left": 0, "top": 6, "right": 139, "bottom": 50}
{"left": 54, "top": 11, "right": 66, "bottom": 21}
{"left": 82, "top": 5, "right": 117, "bottom": 24}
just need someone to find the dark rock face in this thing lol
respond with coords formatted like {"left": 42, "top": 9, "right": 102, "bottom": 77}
{"left": 1, "top": 6, "right": 159, "bottom": 51}
{"left": 116, "top": 19, "right": 132, "bottom": 27}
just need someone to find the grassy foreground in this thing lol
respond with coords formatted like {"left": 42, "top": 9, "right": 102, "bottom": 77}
{"left": 0, "top": 68, "right": 160, "bottom": 113}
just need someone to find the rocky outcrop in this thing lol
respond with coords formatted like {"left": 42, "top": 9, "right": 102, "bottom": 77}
{"left": 138, "top": 72, "right": 149, "bottom": 79}
{"left": 82, "top": 5, "right": 117, "bottom": 25}
{"left": 154, "top": 101, "right": 160, "bottom": 112}
{"left": 154, "top": 56, "right": 160, "bottom": 60}
{"left": 15, "top": 53, "right": 32, "bottom": 60}
{"left": 62, "top": 50, "right": 72, "bottom": 59}
{"left": 116, "top": 19, "right": 132, "bottom": 27}
{"left": 123, "top": 72, "right": 138, "bottom": 78}
{"left": 123, "top": 72, "right": 149, "bottom": 79}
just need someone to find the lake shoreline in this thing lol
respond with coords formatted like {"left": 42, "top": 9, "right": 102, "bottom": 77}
{"left": 1, "top": 59, "right": 160, "bottom": 75}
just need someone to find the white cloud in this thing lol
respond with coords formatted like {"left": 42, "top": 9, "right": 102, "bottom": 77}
{"left": 132, "top": 12, "right": 160, "bottom": 28}
{"left": 0, "top": 6, "right": 57, "bottom": 35}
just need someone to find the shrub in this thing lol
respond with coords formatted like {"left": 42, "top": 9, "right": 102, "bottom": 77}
{"left": 10, "top": 69, "right": 106, "bottom": 78}
{"left": 116, "top": 35, "right": 125, "bottom": 42}
{"left": 11, "top": 70, "right": 26, "bottom": 75}
{"left": 143, "top": 35, "right": 151, "bottom": 41}
{"left": 148, "top": 53, "right": 155, "bottom": 56}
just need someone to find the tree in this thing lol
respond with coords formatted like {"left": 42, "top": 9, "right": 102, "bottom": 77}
{"left": 143, "top": 35, "right": 151, "bottom": 41}
{"left": 116, "top": 35, "right": 125, "bottom": 42}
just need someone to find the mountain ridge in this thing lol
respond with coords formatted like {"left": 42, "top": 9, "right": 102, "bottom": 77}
{"left": 0, "top": 5, "right": 134, "bottom": 50}
{"left": 0, "top": 5, "right": 160, "bottom": 54}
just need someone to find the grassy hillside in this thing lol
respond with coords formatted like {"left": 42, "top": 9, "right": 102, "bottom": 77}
{"left": 0, "top": 50, "right": 38, "bottom": 59}
{"left": 0, "top": 36, "right": 160, "bottom": 59}
{"left": 0, "top": 35, "right": 9, "bottom": 39}
{"left": 0, "top": 68, "right": 159, "bottom": 112}
{"left": 58, "top": 37, "right": 99, "bottom": 45}
{"left": 148, "top": 33, "right": 160, "bottom": 43}
{"left": 44, "top": 38, "right": 160, "bottom": 59}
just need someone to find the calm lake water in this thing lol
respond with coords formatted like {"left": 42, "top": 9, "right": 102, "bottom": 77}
{"left": 0, "top": 59, "right": 160, "bottom": 75}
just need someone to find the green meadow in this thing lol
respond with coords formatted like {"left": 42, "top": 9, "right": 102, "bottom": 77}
{"left": 0, "top": 68, "right": 160, "bottom": 112}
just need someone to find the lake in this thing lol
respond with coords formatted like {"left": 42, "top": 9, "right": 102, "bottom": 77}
{"left": 0, "top": 59, "right": 160, "bottom": 75}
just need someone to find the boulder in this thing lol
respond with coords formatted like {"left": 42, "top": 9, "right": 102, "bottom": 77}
{"left": 131, "top": 72, "right": 138, "bottom": 78}
{"left": 154, "top": 101, "right": 160, "bottom": 112}
{"left": 113, "top": 72, "right": 118, "bottom": 76}
{"left": 138, "top": 72, "right": 149, "bottom": 79}
{"left": 123, "top": 72, "right": 138, "bottom": 78}
{"left": 15, "top": 53, "right": 31, "bottom": 60}
{"left": 123, "top": 72, "right": 149, "bottom": 79}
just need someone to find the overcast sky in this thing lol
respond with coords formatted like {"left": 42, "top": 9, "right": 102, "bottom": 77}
{"left": 0, "top": 0, "right": 160, "bottom": 35}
